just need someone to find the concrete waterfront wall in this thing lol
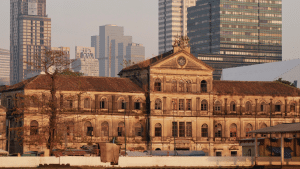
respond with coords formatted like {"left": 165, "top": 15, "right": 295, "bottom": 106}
{"left": 0, "top": 156, "right": 254, "bottom": 168}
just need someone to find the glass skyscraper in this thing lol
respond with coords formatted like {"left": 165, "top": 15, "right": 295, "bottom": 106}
{"left": 10, "top": 0, "right": 51, "bottom": 85}
{"left": 159, "top": 0, "right": 196, "bottom": 54}
{"left": 187, "top": 0, "right": 282, "bottom": 80}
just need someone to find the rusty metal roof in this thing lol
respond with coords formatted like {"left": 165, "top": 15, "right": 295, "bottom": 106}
{"left": 249, "top": 123, "right": 300, "bottom": 134}
{"left": 2, "top": 75, "right": 144, "bottom": 93}
{"left": 213, "top": 80, "right": 300, "bottom": 96}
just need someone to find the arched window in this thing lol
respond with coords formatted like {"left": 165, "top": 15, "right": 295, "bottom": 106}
{"left": 186, "top": 80, "right": 192, "bottom": 92}
{"left": 230, "top": 124, "right": 237, "bottom": 137}
{"left": 245, "top": 123, "right": 253, "bottom": 138}
{"left": 84, "top": 121, "right": 93, "bottom": 136}
{"left": 201, "top": 100, "right": 208, "bottom": 111}
{"left": 135, "top": 123, "right": 143, "bottom": 136}
{"left": 179, "top": 80, "right": 184, "bottom": 92}
{"left": 215, "top": 123, "right": 222, "bottom": 137}
{"left": 290, "top": 103, "right": 296, "bottom": 112}
{"left": 275, "top": 101, "right": 281, "bottom": 112}
{"left": 155, "top": 123, "right": 162, "bottom": 137}
{"left": 66, "top": 121, "right": 74, "bottom": 136}
{"left": 84, "top": 98, "right": 90, "bottom": 109}
{"left": 134, "top": 99, "right": 141, "bottom": 110}
{"left": 155, "top": 99, "right": 162, "bottom": 110}
{"left": 119, "top": 98, "right": 126, "bottom": 109}
{"left": 201, "top": 124, "right": 208, "bottom": 137}
{"left": 230, "top": 101, "right": 236, "bottom": 111}
{"left": 100, "top": 98, "right": 107, "bottom": 109}
{"left": 201, "top": 80, "right": 207, "bottom": 93}
{"left": 245, "top": 101, "right": 252, "bottom": 112}
{"left": 154, "top": 79, "right": 162, "bottom": 91}
{"left": 101, "top": 121, "right": 109, "bottom": 136}
{"left": 171, "top": 80, "right": 177, "bottom": 92}
{"left": 30, "top": 120, "right": 38, "bottom": 135}
{"left": 118, "top": 122, "right": 124, "bottom": 136}
{"left": 260, "top": 102, "right": 266, "bottom": 112}
{"left": 215, "top": 101, "right": 221, "bottom": 112}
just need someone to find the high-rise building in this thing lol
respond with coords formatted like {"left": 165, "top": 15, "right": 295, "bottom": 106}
{"left": 124, "top": 43, "right": 145, "bottom": 68}
{"left": 187, "top": 0, "right": 282, "bottom": 80}
{"left": 99, "top": 25, "right": 132, "bottom": 77}
{"left": 158, "top": 0, "right": 196, "bottom": 54}
{"left": 10, "top": 0, "right": 51, "bottom": 85}
{"left": 72, "top": 46, "right": 99, "bottom": 76}
{"left": 51, "top": 46, "right": 70, "bottom": 70}
{"left": 91, "top": 35, "right": 100, "bottom": 59}
{"left": 0, "top": 48, "right": 10, "bottom": 85}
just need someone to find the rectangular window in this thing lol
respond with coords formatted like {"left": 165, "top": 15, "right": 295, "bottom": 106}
{"left": 231, "top": 151, "right": 237, "bottom": 156}
{"left": 179, "top": 99, "right": 184, "bottom": 110}
{"left": 87, "top": 127, "right": 93, "bottom": 136}
{"left": 172, "top": 99, "right": 177, "bottom": 110}
{"left": 172, "top": 122, "right": 178, "bottom": 137}
{"left": 121, "top": 101, "right": 126, "bottom": 109}
{"left": 179, "top": 122, "right": 185, "bottom": 137}
{"left": 118, "top": 127, "right": 123, "bottom": 136}
{"left": 186, "top": 99, "right": 191, "bottom": 110}
{"left": 201, "top": 103, "right": 207, "bottom": 111}
{"left": 155, "top": 127, "right": 161, "bottom": 137}
{"left": 275, "top": 105, "right": 281, "bottom": 112}
{"left": 100, "top": 101, "right": 105, "bottom": 109}
{"left": 67, "top": 100, "right": 73, "bottom": 109}
{"left": 186, "top": 122, "right": 192, "bottom": 137}
{"left": 216, "top": 152, "right": 222, "bottom": 156}
{"left": 202, "top": 127, "right": 208, "bottom": 137}
{"left": 134, "top": 102, "right": 140, "bottom": 110}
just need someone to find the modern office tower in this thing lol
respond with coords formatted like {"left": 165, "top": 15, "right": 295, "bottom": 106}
{"left": 10, "top": 0, "right": 51, "bottom": 85}
{"left": 99, "top": 24, "right": 132, "bottom": 77}
{"left": 187, "top": 0, "right": 282, "bottom": 80}
{"left": 122, "top": 43, "right": 145, "bottom": 69}
{"left": 158, "top": 0, "right": 196, "bottom": 54}
{"left": 72, "top": 46, "right": 99, "bottom": 76}
{"left": 51, "top": 47, "right": 70, "bottom": 70}
{"left": 91, "top": 35, "right": 100, "bottom": 59}
{"left": 0, "top": 48, "right": 10, "bottom": 85}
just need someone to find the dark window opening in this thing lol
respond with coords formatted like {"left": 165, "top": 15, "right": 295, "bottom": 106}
{"left": 275, "top": 104, "right": 281, "bottom": 112}
{"left": 179, "top": 122, "right": 185, "bottom": 137}
{"left": 201, "top": 80, "right": 207, "bottom": 92}
{"left": 154, "top": 79, "right": 162, "bottom": 91}
{"left": 155, "top": 123, "right": 162, "bottom": 137}
{"left": 186, "top": 122, "right": 192, "bottom": 137}
{"left": 201, "top": 100, "right": 208, "bottom": 111}
{"left": 172, "top": 122, "right": 178, "bottom": 137}
{"left": 134, "top": 101, "right": 140, "bottom": 110}
{"left": 202, "top": 124, "right": 208, "bottom": 137}
{"left": 231, "top": 151, "right": 237, "bottom": 156}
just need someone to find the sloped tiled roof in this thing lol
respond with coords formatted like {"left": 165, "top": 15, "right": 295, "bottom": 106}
{"left": 2, "top": 75, "right": 144, "bottom": 93}
{"left": 213, "top": 80, "right": 300, "bottom": 96}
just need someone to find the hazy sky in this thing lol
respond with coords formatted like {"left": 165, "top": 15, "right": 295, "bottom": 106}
{"left": 0, "top": 0, "right": 300, "bottom": 61}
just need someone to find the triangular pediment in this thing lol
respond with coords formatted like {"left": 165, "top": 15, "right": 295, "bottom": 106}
{"left": 151, "top": 50, "right": 214, "bottom": 71}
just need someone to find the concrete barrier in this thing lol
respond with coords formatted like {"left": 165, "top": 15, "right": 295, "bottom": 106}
{"left": 0, "top": 156, "right": 254, "bottom": 168}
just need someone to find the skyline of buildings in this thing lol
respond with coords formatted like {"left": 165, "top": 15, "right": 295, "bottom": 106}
{"left": 0, "top": 48, "right": 10, "bottom": 85}
{"left": 72, "top": 46, "right": 99, "bottom": 76}
{"left": 10, "top": 0, "right": 51, "bottom": 85}
{"left": 158, "top": 0, "right": 196, "bottom": 54}
{"left": 187, "top": 0, "right": 282, "bottom": 80}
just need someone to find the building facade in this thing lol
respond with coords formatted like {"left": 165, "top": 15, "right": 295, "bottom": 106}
{"left": 158, "top": 0, "right": 196, "bottom": 54}
{"left": 187, "top": 0, "right": 282, "bottom": 80}
{"left": 91, "top": 35, "right": 100, "bottom": 59}
{"left": 1, "top": 42, "right": 300, "bottom": 156}
{"left": 0, "top": 48, "right": 10, "bottom": 85}
{"left": 72, "top": 46, "right": 99, "bottom": 76}
{"left": 123, "top": 43, "right": 145, "bottom": 69}
{"left": 98, "top": 25, "right": 132, "bottom": 77}
{"left": 10, "top": 0, "right": 51, "bottom": 85}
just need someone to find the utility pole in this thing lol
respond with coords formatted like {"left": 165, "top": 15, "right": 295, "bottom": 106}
{"left": 109, "top": 42, "right": 112, "bottom": 77}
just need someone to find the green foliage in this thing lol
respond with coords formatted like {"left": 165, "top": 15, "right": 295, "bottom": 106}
{"left": 275, "top": 78, "right": 296, "bottom": 87}
{"left": 60, "top": 69, "right": 84, "bottom": 77}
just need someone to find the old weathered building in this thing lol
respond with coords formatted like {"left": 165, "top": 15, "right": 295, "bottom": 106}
{"left": 1, "top": 40, "right": 300, "bottom": 156}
